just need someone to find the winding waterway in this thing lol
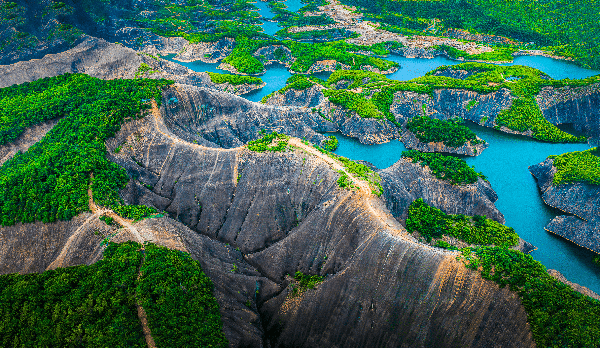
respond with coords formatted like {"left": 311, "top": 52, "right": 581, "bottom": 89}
{"left": 163, "top": 13, "right": 600, "bottom": 293}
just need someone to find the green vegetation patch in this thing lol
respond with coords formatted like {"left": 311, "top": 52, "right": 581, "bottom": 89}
{"left": 322, "top": 135, "right": 339, "bottom": 151}
{"left": 222, "top": 37, "right": 399, "bottom": 75}
{"left": 247, "top": 130, "right": 289, "bottom": 152}
{"left": 323, "top": 89, "right": 383, "bottom": 119}
{"left": 407, "top": 198, "right": 519, "bottom": 246}
{"left": 207, "top": 71, "right": 263, "bottom": 85}
{"left": 496, "top": 97, "right": 587, "bottom": 143}
{"left": 459, "top": 246, "right": 600, "bottom": 347}
{"left": 275, "top": 27, "right": 357, "bottom": 41}
{"left": 0, "top": 241, "right": 227, "bottom": 347}
{"left": 406, "top": 116, "right": 484, "bottom": 148}
{"left": 0, "top": 73, "right": 172, "bottom": 226}
{"left": 137, "top": 243, "right": 228, "bottom": 347}
{"left": 289, "top": 271, "right": 325, "bottom": 297}
{"left": 402, "top": 150, "right": 486, "bottom": 185}
{"left": 279, "top": 74, "right": 316, "bottom": 93}
{"left": 436, "top": 44, "right": 518, "bottom": 62}
{"left": 548, "top": 148, "right": 600, "bottom": 186}
{"left": 135, "top": 63, "right": 159, "bottom": 78}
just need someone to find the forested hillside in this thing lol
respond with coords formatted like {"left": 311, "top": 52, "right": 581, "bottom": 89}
{"left": 339, "top": 0, "right": 600, "bottom": 69}
{"left": 0, "top": 241, "right": 228, "bottom": 347}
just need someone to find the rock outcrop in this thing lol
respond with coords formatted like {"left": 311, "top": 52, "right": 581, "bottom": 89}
{"left": 529, "top": 158, "right": 600, "bottom": 253}
{"left": 391, "top": 88, "right": 515, "bottom": 128}
{"left": 378, "top": 157, "right": 504, "bottom": 223}
{"left": 536, "top": 83, "right": 600, "bottom": 143}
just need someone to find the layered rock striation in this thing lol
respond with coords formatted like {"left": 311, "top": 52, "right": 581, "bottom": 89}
{"left": 530, "top": 158, "right": 600, "bottom": 253}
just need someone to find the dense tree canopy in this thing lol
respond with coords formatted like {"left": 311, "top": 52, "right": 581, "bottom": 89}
{"left": 0, "top": 74, "right": 172, "bottom": 225}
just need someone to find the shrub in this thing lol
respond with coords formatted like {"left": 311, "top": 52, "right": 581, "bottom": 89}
{"left": 401, "top": 150, "right": 486, "bottom": 185}
{"left": 247, "top": 131, "right": 289, "bottom": 152}
{"left": 322, "top": 135, "right": 338, "bottom": 151}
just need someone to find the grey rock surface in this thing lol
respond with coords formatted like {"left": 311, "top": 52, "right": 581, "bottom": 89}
{"left": 530, "top": 158, "right": 600, "bottom": 253}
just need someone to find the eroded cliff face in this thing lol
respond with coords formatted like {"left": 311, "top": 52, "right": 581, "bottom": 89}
{"left": 104, "top": 86, "right": 535, "bottom": 347}
{"left": 536, "top": 83, "right": 600, "bottom": 143}
{"left": 378, "top": 157, "right": 504, "bottom": 224}
{"left": 391, "top": 88, "right": 515, "bottom": 127}
{"left": 529, "top": 159, "right": 600, "bottom": 253}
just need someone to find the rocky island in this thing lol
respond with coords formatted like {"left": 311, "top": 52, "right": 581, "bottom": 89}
{"left": 1, "top": 0, "right": 600, "bottom": 347}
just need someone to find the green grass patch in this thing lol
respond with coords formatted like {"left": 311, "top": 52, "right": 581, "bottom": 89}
{"left": 289, "top": 271, "right": 324, "bottom": 297}
{"left": 135, "top": 63, "right": 159, "bottom": 78}
{"left": 0, "top": 73, "right": 172, "bottom": 226}
{"left": 402, "top": 150, "right": 486, "bottom": 185}
{"left": 0, "top": 241, "right": 227, "bottom": 347}
{"left": 548, "top": 148, "right": 600, "bottom": 186}
{"left": 406, "top": 116, "right": 484, "bottom": 148}
{"left": 315, "top": 146, "right": 383, "bottom": 195}
{"left": 407, "top": 198, "right": 519, "bottom": 246}
{"left": 207, "top": 72, "right": 263, "bottom": 85}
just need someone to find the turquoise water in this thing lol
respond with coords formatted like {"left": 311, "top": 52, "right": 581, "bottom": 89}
{"left": 331, "top": 125, "right": 600, "bottom": 294}
{"left": 254, "top": 0, "right": 305, "bottom": 36}
{"left": 386, "top": 55, "right": 459, "bottom": 80}
{"left": 162, "top": 54, "right": 226, "bottom": 74}
{"left": 244, "top": 63, "right": 292, "bottom": 102}
{"left": 506, "top": 55, "right": 600, "bottom": 80}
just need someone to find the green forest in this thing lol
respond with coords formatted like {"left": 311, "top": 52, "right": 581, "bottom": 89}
{"left": 459, "top": 246, "right": 600, "bottom": 347}
{"left": 549, "top": 147, "right": 600, "bottom": 185}
{"left": 0, "top": 241, "right": 228, "bottom": 347}
{"left": 406, "top": 116, "right": 484, "bottom": 148}
{"left": 0, "top": 73, "right": 172, "bottom": 226}
{"left": 338, "top": 0, "right": 600, "bottom": 69}
{"left": 402, "top": 150, "right": 486, "bottom": 185}
{"left": 406, "top": 198, "right": 519, "bottom": 247}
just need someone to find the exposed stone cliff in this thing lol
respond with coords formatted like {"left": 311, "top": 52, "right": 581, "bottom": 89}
{"left": 529, "top": 158, "right": 600, "bottom": 253}
{"left": 401, "top": 129, "right": 488, "bottom": 156}
{"left": 0, "top": 36, "right": 263, "bottom": 95}
{"left": 378, "top": 157, "right": 504, "bottom": 223}
{"left": 536, "top": 83, "right": 600, "bottom": 144}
